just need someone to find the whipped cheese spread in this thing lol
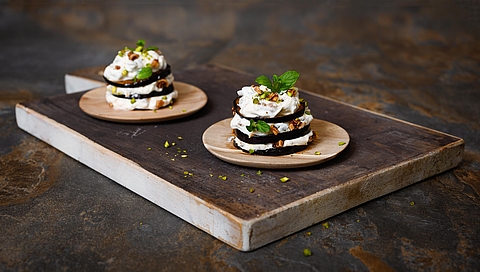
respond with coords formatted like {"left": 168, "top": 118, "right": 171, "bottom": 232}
{"left": 105, "top": 89, "right": 178, "bottom": 111}
{"left": 103, "top": 40, "right": 177, "bottom": 110}
{"left": 233, "top": 130, "right": 314, "bottom": 151}
{"left": 230, "top": 85, "right": 314, "bottom": 137}
{"left": 236, "top": 85, "right": 299, "bottom": 118}
{"left": 103, "top": 49, "right": 167, "bottom": 82}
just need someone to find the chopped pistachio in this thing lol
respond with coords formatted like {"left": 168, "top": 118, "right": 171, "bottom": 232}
{"left": 171, "top": 142, "right": 176, "bottom": 146}
{"left": 306, "top": 231, "right": 312, "bottom": 236}
{"left": 181, "top": 155, "right": 188, "bottom": 158}
{"left": 338, "top": 141, "right": 346, "bottom": 146}
{"left": 153, "top": 109, "right": 157, "bottom": 113}
{"left": 322, "top": 222, "right": 329, "bottom": 229}
{"left": 249, "top": 188, "right": 255, "bottom": 193}
{"left": 164, "top": 141, "right": 170, "bottom": 148}
{"left": 182, "top": 109, "right": 187, "bottom": 112}
{"left": 178, "top": 136, "right": 183, "bottom": 140}
{"left": 122, "top": 70, "right": 128, "bottom": 76}
{"left": 240, "top": 173, "right": 245, "bottom": 177}
{"left": 249, "top": 149, "right": 255, "bottom": 154}
{"left": 315, "top": 151, "right": 321, "bottom": 155}
{"left": 218, "top": 175, "right": 227, "bottom": 181}
{"left": 183, "top": 171, "right": 189, "bottom": 175}
{"left": 168, "top": 105, "right": 173, "bottom": 109}
{"left": 256, "top": 170, "right": 262, "bottom": 175}
{"left": 147, "top": 147, "right": 152, "bottom": 151}
{"left": 111, "top": 86, "right": 117, "bottom": 94}
{"left": 280, "top": 177, "right": 290, "bottom": 183}
{"left": 130, "top": 98, "right": 136, "bottom": 104}
{"left": 253, "top": 98, "right": 259, "bottom": 104}
{"left": 409, "top": 201, "right": 415, "bottom": 206}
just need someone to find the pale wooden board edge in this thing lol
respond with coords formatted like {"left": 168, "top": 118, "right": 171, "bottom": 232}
{"left": 15, "top": 103, "right": 254, "bottom": 251}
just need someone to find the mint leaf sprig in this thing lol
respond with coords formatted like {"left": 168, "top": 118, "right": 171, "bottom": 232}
{"left": 246, "top": 120, "right": 270, "bottom": 133}
{"left": 136, "top": 67, "right": 153, "bottom": 80}
{"left": 255, "top": 70, "right": 300, "bottom": 94}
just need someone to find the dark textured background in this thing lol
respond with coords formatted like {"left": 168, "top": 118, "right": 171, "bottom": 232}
{"left": 1, "top": 0, "right": 479, "bottom": 271}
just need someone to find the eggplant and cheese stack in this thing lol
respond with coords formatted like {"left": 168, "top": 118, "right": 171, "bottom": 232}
{"left": 103, "top": 39, "right": 177, "bottom": 110}
{"left": 230, "top": 71, "right": 316, "bottom": 156}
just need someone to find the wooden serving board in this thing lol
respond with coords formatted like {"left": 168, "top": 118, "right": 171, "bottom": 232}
{"left": 16, "top": 65, "right": 464, "bottom": 251}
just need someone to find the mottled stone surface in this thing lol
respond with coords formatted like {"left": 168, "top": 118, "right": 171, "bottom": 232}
{"left": 1, "top": 0, "right": 479, "bottom": 271}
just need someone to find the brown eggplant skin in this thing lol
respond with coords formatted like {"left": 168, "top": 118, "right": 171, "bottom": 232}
{"left": 233, "top": 97, "right": 306, "bottom": 123}
{"left": 233, "top": 140, "right": 308, "bottom": 156}
{"left": 103, "top": 65, "right": 172, "bottom": 88}
{"left": 111, "top": 84, "right": 175, "bottom": 99}
{"left": 234, "top": 126, "right": 311, "bottom": 144}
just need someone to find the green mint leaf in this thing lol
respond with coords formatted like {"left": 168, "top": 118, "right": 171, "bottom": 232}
{"left": 255, "top": 75, "right": 273, "bottom": 89}
{"left": 272, "top": 74, "right": 279, "bottom": 82}
{"left": 137, "top": 67, "right": 153, "bottom": 80}
{"left": 255, "top": 70, "right": 300, "bottom": 93}
{"left": 256, "top": 120, "right": 270, "bottom": 133}
{"left": 146, "top": 46, "right": 159, "bottom": 51}
{"left": 246, "top": 119, "right": 256, "bottom": 132}
{"left": 136, "top": 39, "right": 146, "bottom": 47}
{"left": 272, "top": 80, "right": 281, "bottom": 93}
{"left": 270, "top": 74, "right": 281, "bottom": 93}
{"left": 278, "top": 70, "right": 300, "bottom": 91}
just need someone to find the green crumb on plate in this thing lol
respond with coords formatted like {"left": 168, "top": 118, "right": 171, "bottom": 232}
{"left": 280, "top": 177, "right": 289, "bottom": 183}
{"left": 303, "top": 248, "right": 312, "bottom": 257}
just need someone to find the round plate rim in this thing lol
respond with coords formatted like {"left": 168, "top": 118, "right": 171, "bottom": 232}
{"left": 202, "top": 118, "right": 350, "bottom": 169}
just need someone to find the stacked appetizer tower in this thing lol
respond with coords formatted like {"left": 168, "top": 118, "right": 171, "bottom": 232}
{"left": 230, "top": 71, "right": 316, "bottom": 155}
{"left": 103, "top": 39, "right": 177, "bottom": 110}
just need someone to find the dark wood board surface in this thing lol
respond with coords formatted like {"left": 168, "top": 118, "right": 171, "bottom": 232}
{"left": 16, "top": 65, "right": 464, "bottom": 250}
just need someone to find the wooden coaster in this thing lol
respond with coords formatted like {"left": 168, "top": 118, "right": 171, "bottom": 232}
{"left": 79, "top": 81, "right": 207, "bottom": 123}
{"left": 202, "top": 118, "right": 349, "bottom": 169}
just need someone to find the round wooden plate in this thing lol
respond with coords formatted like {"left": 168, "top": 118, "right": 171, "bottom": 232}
{"left": 79, "top": 82, "right": 208, "bottom": 123}
{"left": 202, "top": 118, "right": 350, "bottom": 169}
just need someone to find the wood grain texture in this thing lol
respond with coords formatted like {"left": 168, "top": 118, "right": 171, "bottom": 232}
{"left": 203, "top": 118, "right": 349, "bottom": 169}
{"left": 15, "top": 65, "right": 464, "bottom": 251}
{"left": 79, "top": 82, "right": 208, "bottom": 123}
